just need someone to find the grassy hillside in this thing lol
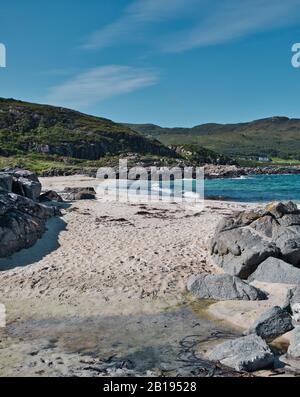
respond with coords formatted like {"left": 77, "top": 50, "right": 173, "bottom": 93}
{"left": 0, "top": 98, "right": 183, "bottom": 173}
{"left": 125, "top": 117, "right": 300, "bottom": 160}
{"left": 0, "top": 98, "right": 174, "bottom": 160}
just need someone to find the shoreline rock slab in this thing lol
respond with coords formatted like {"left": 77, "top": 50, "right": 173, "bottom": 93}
{"left": 246, "top": 306, "right": 293, "bottom": 341}
{"left": 207, "top": 282, "right": 292, "bottom": 333}
{"left": 187, "top": 273, "right": 267, "bottom": 301}
{"left": 249, "top": 257, "right": 300, "bottom": 284}
{"left": 209, "top": 334, "right": 274, "bottom": 372}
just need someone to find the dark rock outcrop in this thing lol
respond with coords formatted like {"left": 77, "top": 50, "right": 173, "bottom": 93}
{"left": 0, "top": 169, "right": 60, "bottom": 258}
{"left": 187, "top": 273, "right": 267, "bottom": 301}
{"left": 0, "top": 168, "right": 41, "bottom": 201}
{"left": 209, "top": 334, "right": 274, "bottom": 372}
{"left": 0, "top": 192, "right": 60, "bottom": 258}
{"left": 39, "top": 190, "right": 63, "bottom": 203}
{"left": 210, "top": 201, "right": 300, "bottom": 279}
{"left": 0, "top": 174, "right": 13, "bottom": 192}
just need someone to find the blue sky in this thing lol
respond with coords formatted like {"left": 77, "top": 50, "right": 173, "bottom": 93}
{"left": 1, "top": 0, "right": 300, "bottom": 126}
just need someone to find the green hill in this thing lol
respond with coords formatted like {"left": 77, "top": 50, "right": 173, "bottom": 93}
{"left": 125, "top": 117, "right": 300, "bottom": 160}
{"left": 0, "top": 98, "right": 176, "bottom": 172}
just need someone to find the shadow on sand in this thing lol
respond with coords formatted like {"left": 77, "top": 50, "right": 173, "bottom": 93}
{"left": 0, "top": 215, "right": 67, "bottom": 271}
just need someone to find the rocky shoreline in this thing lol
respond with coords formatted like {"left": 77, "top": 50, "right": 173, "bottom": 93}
{"left": 188, "top": 201, "right": 300, "bottom": 374}
{"left": 204, "top": 164, "right": 300, "bottom": 179}
{"left": 2, "top": 171, "right": 300, "bottom": 376}
{"left": 38, "top": 164, "right": 300, "bottom": 180}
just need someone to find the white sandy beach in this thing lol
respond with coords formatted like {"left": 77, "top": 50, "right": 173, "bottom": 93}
{"left": 0, "top": 175, "right": 292, "bottom": 376}
{"left": 0, "top": 176, "right": 257, "bottom": 318}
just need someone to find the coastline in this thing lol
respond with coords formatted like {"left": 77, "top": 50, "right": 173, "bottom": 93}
{"left": 0, "top": 175, "right": 259, "bottom": 376}
{"left": 39, "top": 164, "right": 300, "bottom": 180}
{"left": 0, "top": 174, "right": 297, "bottom": 376}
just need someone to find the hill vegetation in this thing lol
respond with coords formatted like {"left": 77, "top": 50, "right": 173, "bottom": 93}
{"left": 0, "top": 98, "right": 230, "bottom": 173}
{"left": 125, "top": 117, "right": 300, "bottom": 161}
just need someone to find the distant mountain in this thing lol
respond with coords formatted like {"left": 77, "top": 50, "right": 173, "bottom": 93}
{"left": 125, "top": 117, "right": 300, "bottom": 159}
{"left": 0, "top": 98, "right": 173, "bottom": 160}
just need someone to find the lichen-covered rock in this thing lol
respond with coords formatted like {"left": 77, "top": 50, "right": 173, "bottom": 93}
{"left": 246, "top": 306, "right": 293, "bottom": 340}
{"left": 209, "top": 334, "right": 274, "bottom": 371}
{"left": 187, "top": 273, "right": 267, "bottom": 301}
{"left": 210, "top": 201, "right": 300, "bottom": 278}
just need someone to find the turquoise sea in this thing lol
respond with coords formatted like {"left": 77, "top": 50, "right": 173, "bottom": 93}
{"left": 205, "top": 174, "right": 300, "bottom": 202}
{"left": 99, "top": 174, "right": 300, "bottom": 203}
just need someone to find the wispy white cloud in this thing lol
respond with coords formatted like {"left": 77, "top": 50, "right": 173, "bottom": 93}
{"left": 45, "top": 65, "right": 159, "bottom": 108}
{"left": 83, "top": 0, "right": 196, "bottom": 49}
{"left": 162, "top": 0, "right": 300, "bottom": 52}
{"left": 84, "top": 0, "right": 300, "bottom": 52}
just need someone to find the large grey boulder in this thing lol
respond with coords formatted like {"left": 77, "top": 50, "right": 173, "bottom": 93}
{"left": 249, "top": 257, "right": 300, "bottom": 284}
{"left": 246, "top": 306, "right": 293, "bottom": 340}
{"left": 287, "top": 327, "right": 300, "bottom": 359}
{"left": 210, "top": 201, "right": 300, "bottom": 278}
{"left": 209, "top": 334, "right": 274, "bottom": 371}
{"left": 187, "top": 273, "right": 267, "bottom": 301}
